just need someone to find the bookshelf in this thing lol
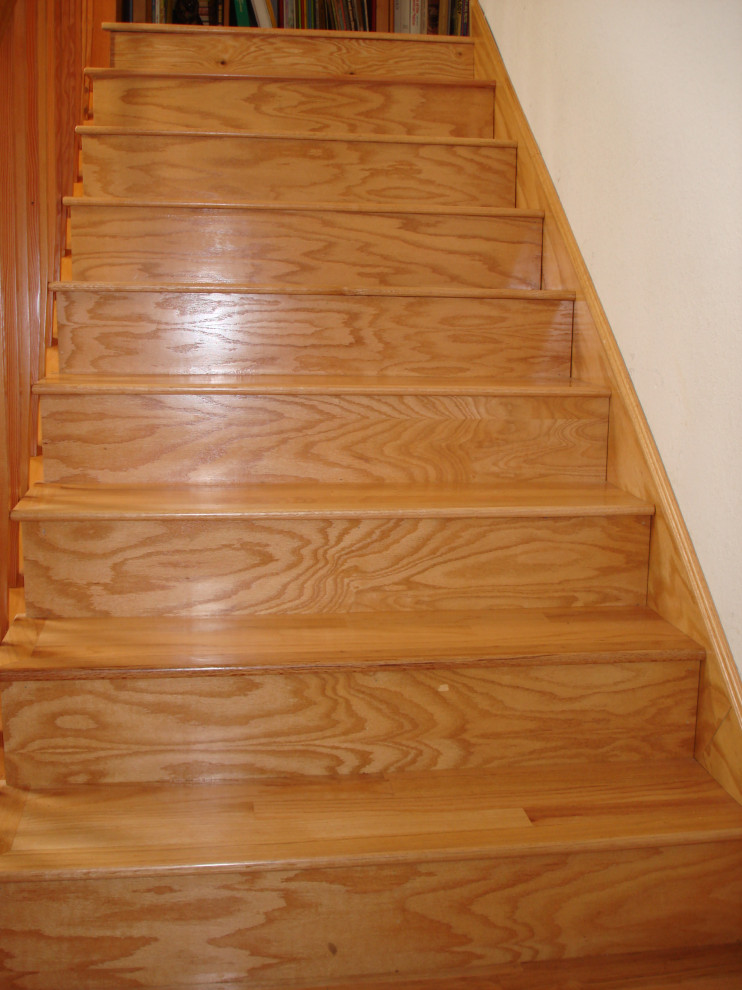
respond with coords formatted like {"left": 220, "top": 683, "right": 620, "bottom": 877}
{"left": 137, "top": 0, "right": 470, "bottom": 35}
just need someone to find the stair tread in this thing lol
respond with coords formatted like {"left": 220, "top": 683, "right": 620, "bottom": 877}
{"left": 102, "top": 23, "right": 473, "bottom": 45}
{"left": 34, "top": 374, "right": 608, "bottom": 396}
{"left": 1, "top": 760, "right": 741, "bottom": 878}
{"left": 13, "top": 481, "right": 655, "bottom": 520}
{"left": 285, "top": 945, "right": 742, "bottom": 990}
{"left": 0, "top": 606, "right": 703, "bottom": 679}
{"left": 86, "top": 66, "right": 490, "bottom": 88}
{"left": 65, "top": 195, "right": 542, "bottom": 219}
{"left": 50, "top": 281, "right": 576, "bottom": 300}
{"left": 77, "top": 124, "right": 515, "bottom": 149}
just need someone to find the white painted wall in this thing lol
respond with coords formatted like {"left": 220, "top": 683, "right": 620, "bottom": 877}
{"left": 480, "top": 0, "right": 742, "bottom": 673}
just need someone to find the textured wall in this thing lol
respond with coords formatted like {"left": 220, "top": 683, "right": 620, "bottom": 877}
{"left": 480, "top": 0, "right": 742, "bottom": 672}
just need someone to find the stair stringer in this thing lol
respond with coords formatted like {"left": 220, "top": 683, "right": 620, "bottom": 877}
{"left": 470, "top": 0, "right": 742, "bottom": 804}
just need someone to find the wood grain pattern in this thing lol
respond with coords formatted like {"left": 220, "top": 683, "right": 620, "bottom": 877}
{"left": 53, "top": 285, "right": 575, "bottom": 380}
{"left": 2, "top": 844, "right": 741, "bottom": 989}
{"left": 0, "top": 607, "right": 704, "bottom": 678}
{"left": 107, "top": 25, "right": 476, "bottom": 80}
{"left": 470, "top": 2, "right": 742, "bottom": 800}
{"left": 89, "top": 70, "right": 496, "bottom": 137}
{"left": 1, "top": 658, "right": 698, "bottom": 787}
{"left": 38, "top": 387, "right": 609, "bottom": 485}
{"left": 13, "top": 479, "right": 654, "bottom": 520}
{"left": 79, "top": 129, "right": 517, "bottom": 208}
{"left": 68, "top": 202, "right": 543, "bottom": 290}
{"left": 0, "top": 763, "right": 741, "bottom": 987}
{"left": 19, "top": 511, "right": 651, "bottom": 618}
{"left": 286, "top": 944, "right": 742, "bottom": 990}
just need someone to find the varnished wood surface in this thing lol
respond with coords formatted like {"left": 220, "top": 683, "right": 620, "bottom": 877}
{"left": 287, "top": 944, "right": 742, "bottom": 990}
{"left": 68, "top": 202, "right": 543, "bottom": 290}
{"left": 79, "top": 128, "right": 517, "bottom": 208}
{"left": 89, "top": 70, "right": 496, "bottom": 138}
{"left": 38, "top": 384, "right": 608, "bottom": 485}
{"left": 3, "top": 840, "right": 742, "bottom": 989}
{"left": 2, "top": 658, "right": 699, "bottom": 787}
{"left": 107, "top": 24, "right": 476, "bottom": 80}
{"left": 53, "top": 285, "right": 575, "bottom": 379}
{"left": 0, "top": 607, "right": 704, "bottom": 678}
{"left": 19, "top": 513, "right": 651, "bottom": 618}
{"left": 2, "top": 761, "right": 741, "bottom": 875}
{"left": 13, "top": 480, "right": 654, "bottom": 519}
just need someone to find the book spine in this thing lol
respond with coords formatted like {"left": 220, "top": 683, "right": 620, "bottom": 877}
{"left": 409, "top": 0, "right": 422, "bottom": 33}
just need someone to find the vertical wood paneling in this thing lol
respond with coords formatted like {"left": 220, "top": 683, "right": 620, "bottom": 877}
{"left": 1, "top": 0, "right": 86, "bottom": 638}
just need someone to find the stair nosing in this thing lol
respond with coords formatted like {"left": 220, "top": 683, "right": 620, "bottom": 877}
{"left": 76, "top": 124, "right": 517, "bottom": 150}
{"left": 64, "top": 196, "right": 543, "bottom": 220}
{"left": 12, "top": 482, "right": 655, "bottom": 522}
{"left": 49, "top": 281, "right": 577, "bottom": 301}
{"left": 85, "top": 66, "right": 489, "bottom": 88}
{"left": 34, "top": 374, "right": 608, "bottom": 397}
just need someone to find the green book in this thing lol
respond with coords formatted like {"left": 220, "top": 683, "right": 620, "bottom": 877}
{"left": 233, "top": 0, "right": 256, "bottom": 24}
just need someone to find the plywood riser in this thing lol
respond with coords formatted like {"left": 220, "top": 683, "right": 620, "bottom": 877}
{"left": 67, "top": 203, "right": 542, "bottom": 290}
{"left": 1, "top": 657, "right": 698, "bottom": 788}
{"left": 2, "top": 841, "right": 741, "bottom": 990}
{"left": 53, "top": 287, "right": 574, "bottom": 379}
{"left": 107, "top": 26, "right": 476, "bottom": 80}
{"left": 79, "top": 131, "right": 517, "bottom": 209}
{"left": 20, "top": 514, "right": 651, "bottom": 619}
{"left": 38, "top": 392, "right": 609, "bottom": 485}
{"left": 88, "top": 73, "right": 496, "bottom": 137}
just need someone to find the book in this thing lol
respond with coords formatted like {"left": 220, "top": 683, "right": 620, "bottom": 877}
{"left": 252, "top": 0, "right": 277, "bottom": 25}
{"left": 233, "top": 0, "right": 256, "bottom": 25}
{"left": 437, "top": 0, "right": 449, "bottom": 34}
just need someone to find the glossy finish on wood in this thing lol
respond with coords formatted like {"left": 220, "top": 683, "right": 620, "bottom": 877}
{"left": 37, "top": 379, "right": 609, "bottom": 485}
{"left": 16, "top": 482, "right": 653, "bottom": 618}
{"left": 2, "top": 17, "right": 737, "bottom": 987}
{"left": 107, "top": 24, "right": 476, "bottom": 80}
{"left": 89, "top": 69, "right": 497, "bottom": 137}
{"left": 2, "top": 658, "right": 698, "bottom": 787}
{"left": 0, "top": 763, "right": 741, "bottom": 987}
{"left": 79, "top": 128, "right": 517, "bottom": 208}
{"left": 0, "top": 607, "right": 704, "bottom": 679}
{"left": 288, "top": 944, "right": 742, "bottom": 990}
{"left": 67, "top": 200, "right": 543, "bottom": 290}
{"left": 53, "top": 284, "right": 575, "bottom": 380}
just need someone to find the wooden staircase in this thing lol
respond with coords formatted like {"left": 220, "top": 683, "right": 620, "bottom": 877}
{"left": 1, "top": 21, "right": 741, "bottom": 989}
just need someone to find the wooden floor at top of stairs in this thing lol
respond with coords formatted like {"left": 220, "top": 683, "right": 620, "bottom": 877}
{"left": 0, "top": 606, "right": 703, "bottom": 679}
{"left": 1, "top": 760, "right": 741, "bottom": 878}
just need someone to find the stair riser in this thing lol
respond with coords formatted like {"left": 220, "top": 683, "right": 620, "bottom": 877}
{"left": 91, "top": 75, "right": 496, "bottom": 137}
{"left": 68, "top": 205, "right": 542, "bottom": 290}
{"left": 81, "top": 133, "right": 517, "bottom": 209}
{"left": 1, "top": 660, "right": 698, "bottom": 788}
{"left": 39, "top": 393, "right": 609, "bottom": 486}
{"left": 3, "top": 842, "right": 740, "bottom": 989}
{"left": 21, "top": 515, "right": 651, "bottom": 618}
{"left": 109, "top": 30, "right": 476, "bottom": 80}
{"left": 55, "top": 290, "right": 574, "bottom": 379}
